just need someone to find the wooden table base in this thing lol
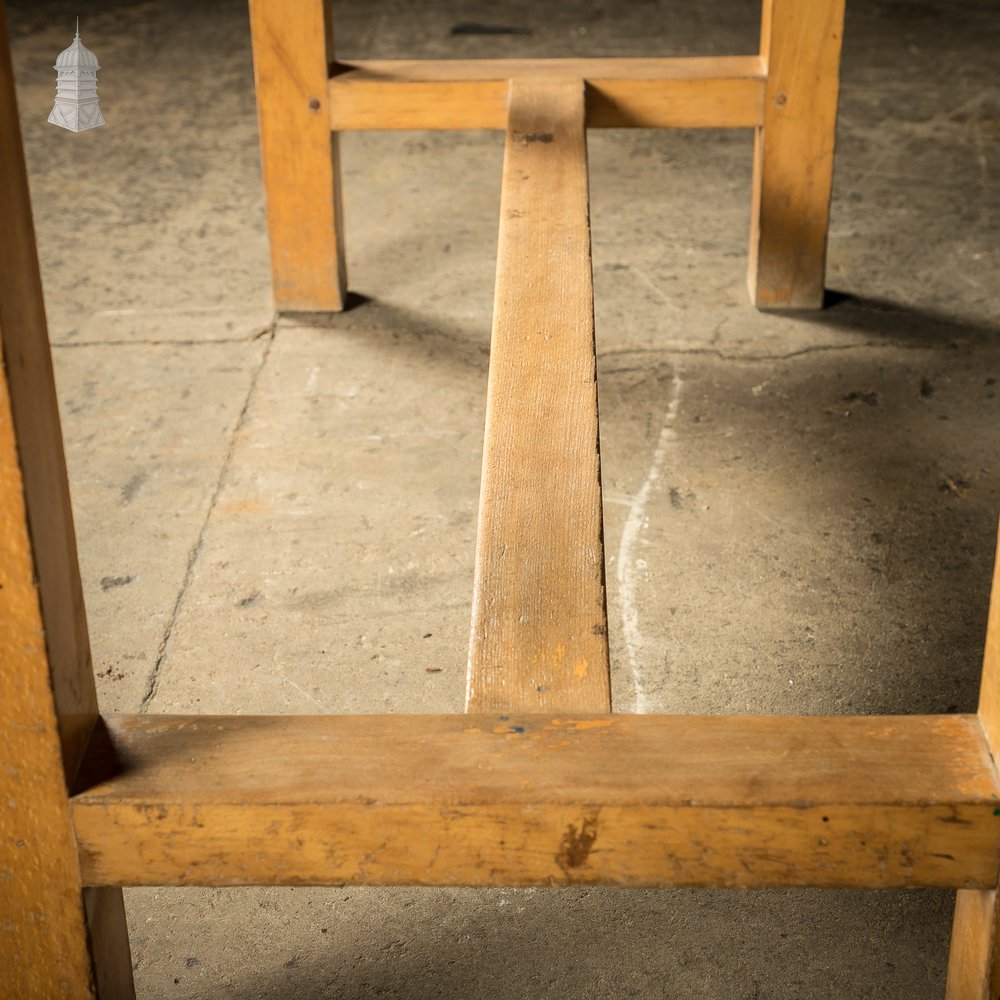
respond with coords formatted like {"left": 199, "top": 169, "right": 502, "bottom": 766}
{"left": 4, "top": 1, "right": 999, "bottom": 997}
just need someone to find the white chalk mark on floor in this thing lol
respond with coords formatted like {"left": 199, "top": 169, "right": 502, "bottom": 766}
{"left": 631, "top": 266, "right": 684, "bottom": 312}
{"left": 617, "top": 369, "right": 683, "bottom": 713}
{"left": 277, "top": 669, "right": 329, "bottom": 712}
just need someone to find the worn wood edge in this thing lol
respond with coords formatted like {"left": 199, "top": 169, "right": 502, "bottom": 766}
{"left": 72, "top": 713, "right": 1000, "bottom": 889}
{"left": 328, "top": 58, "right": 765, "bottom": 130}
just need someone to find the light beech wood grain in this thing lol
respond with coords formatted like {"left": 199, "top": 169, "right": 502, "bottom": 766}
{"left": 249, "top": 0, "right": 347, "bottom": 311}
{"left": 73, "top": 713, "right": 1000, "bottom": 890}
{"left": 0, "top": 5, "right": 133, "bottom": 993}
{"left": 748, "top": 0, "right": 846, "bottom": 308}
{"left": 947, "top": 888, "right": 1000, "bottom": 1000}
{"left": 8, "top": 0, "right": 990, "bottom": 991}
{"left": 947, "top": 532, "right": 1000, "bottom": 999}
{"left": 466, "top": 77, "right": 611, "bottom": 714}
{"left": 327, "top": 57, "right": 765, "bottom": 130}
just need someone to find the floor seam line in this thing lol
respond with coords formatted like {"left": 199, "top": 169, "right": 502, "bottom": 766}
{"left": 136, "top": 320, "right": 278, "bottom": 712}
{"left": 52, "top": 336, "right": 266, "bottom": 348}
{"left": 599, "top": 339, "right": 977, "bottom": 365}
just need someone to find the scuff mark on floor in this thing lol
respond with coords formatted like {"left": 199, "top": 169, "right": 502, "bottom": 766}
{"left": 276, "top": 664, "right": 330, "bottom": 712}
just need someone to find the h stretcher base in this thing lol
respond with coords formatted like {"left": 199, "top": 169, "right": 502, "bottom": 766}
{"left": 3, "top": 1, "right": 1000, "bottom": 997}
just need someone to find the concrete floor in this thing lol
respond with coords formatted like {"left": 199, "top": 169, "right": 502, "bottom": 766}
{"left": 8, "top": 0, "right": 1000, "bottom": 995}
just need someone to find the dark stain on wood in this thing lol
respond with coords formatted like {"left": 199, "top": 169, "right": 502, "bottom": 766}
{"left": 513, "top": 131, "right": 554, "bottom": 145}
{"left": 557, "top": 812, "right": 599, "bottom": 871}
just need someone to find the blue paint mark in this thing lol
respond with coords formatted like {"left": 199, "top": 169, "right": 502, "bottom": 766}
{"left": 509, "top": 726, "right": 525, "bottom": 734}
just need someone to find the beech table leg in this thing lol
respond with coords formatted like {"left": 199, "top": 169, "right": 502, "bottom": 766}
{"left": 748, "top": 0, "right": 845, "bottom": 309}
{"left": 0, "top": 5, "right": 133, "bottom": 994}
{"left": 249, "top": 0, "right": 348, "bottom": 312}
{"left": 947, "top": 534, "right": 1000, "bottom": 999}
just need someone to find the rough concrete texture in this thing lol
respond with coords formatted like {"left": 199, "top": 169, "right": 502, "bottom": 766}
{"left": 7, "top": 0, "right": 1000, "bottom": 995}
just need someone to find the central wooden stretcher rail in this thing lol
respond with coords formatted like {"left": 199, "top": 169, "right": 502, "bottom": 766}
{"left": 3, "top": 1, "right": 1000, "bottom": 997}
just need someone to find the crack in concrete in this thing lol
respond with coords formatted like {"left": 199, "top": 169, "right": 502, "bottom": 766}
{"left": 53, "top": 337, "right": 924, "bottom": 359}
{"left": 137, "top": 321, "right": 278, "bottom": 712}
{"left": 53, "top": 336, "right": 264, "bottom": 348}
{"left": 600, "top": 339, "right": 938, "bottom": 369}
{"left": 677, "top": 340, "right": 890, "bottom": 362}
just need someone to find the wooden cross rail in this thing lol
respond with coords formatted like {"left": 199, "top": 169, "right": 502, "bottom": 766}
{"left": 3, "top": 1, "right": 1000, "bottom": 998}
{"left": 68, "top": 713, "right": 1000, "bottom": 891}
{"left": 325, "top": 56, "right": 767, "bottom": 130}
{"left": 249, "top": 0, "right": 846, "bottom": 312}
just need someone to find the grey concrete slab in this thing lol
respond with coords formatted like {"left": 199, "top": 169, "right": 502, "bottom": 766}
{"left": 599, "top": 345, "right": 1000, "bottom": 717}
{"left": 125, "top": 884, "right": 953, "bottom": 1000}
{"left": 10, "top": 1, "right": 273, "bottom": 343}
{"left": 7, "top": 0, "right": 1000, "bottom": 996}
{"left": 52, "top": 337, "right": 270, "bottom": 712}
{"left": 145, "top": 321, "right": 484, "bottom": 716}
{"left": 336, "top": 129, "right": 501, "bottom": 342}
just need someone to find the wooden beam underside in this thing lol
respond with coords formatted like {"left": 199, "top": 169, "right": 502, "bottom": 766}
{"left": 73, "top": 713, "right": 1000, "bottom": 890}
{"left": 328, "top": 57, "right": 765, "bottom": 130}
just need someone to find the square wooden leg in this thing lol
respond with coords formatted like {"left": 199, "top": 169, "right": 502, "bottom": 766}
{"left": 249, "top": 0, "right": 348, "bottom": 312}
{"left": 748, "top": 0, "right": 846, "bottom": 309}
{"left": 0, "top": 5, "right": 133, "bottom": 993}
{"left": 948, "top": 889, "right": 1000, "bottom": 1000}
{"left": 947, "top": 534, "right": 1000, "bottom": 998}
